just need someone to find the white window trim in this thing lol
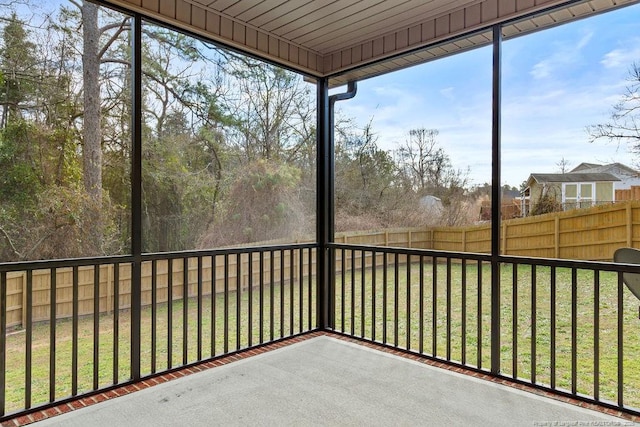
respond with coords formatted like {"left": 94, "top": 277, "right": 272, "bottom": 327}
{"left": 562, "top": 182, "right": 595, "bottom": 206}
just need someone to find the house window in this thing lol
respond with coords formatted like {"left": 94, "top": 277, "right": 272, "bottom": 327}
{"left": 562, "top": 183, "right": 594, "bottom": 210}
{"left": 579, "top": 183, "right": 594, "bottom": 208}
{"left": 564, "top": 184, "right": 577, "bottom": 210}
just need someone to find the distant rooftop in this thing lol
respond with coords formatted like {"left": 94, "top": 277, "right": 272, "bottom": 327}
{"left": 570, "top": 162, "right": 639, "bottom": 177}
{"left": 529, "top": 173, "right": 620, "bottom": 184}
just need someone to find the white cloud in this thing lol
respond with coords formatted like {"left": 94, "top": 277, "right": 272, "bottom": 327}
{"left": 531, "top": 61, "right": 552, "bottom": 79}
{"left": 342, "top": 73, "right": 631, "bottom": 186}
{"left": 440, "top": 87, "right": 455, "bottom": 100}
{"left": 601, "top": 43, "right": 640, "bottom": 69}
{"left": 529, "top": 31, "right": 593, "bottom": 80}
{"left": 577, "top": 31, "right": 594, "bottom": 50}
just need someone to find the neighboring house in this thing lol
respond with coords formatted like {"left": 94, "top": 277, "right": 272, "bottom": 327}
{"left": 569, "top": 162, "right": 640, "bottom": 190}
{"left": 521, "top": 172, "right": 620, "bottom": 216}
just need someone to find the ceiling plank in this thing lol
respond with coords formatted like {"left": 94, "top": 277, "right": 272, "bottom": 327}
{"left": 221, "top": 0, "right": 266, "bottom": 16}
{"left": 110, "top": 0, "right": 640, "bottom": 84}
{"left": 235, "top": 0, "right": 290, "bottom": 22}
{"left": 294, "top": 0, "right": 476, "bottom": 53}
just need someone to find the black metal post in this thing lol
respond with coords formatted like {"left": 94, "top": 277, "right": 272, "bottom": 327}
{"left": 0, "top": 272, "right": 5, "bottom": 417}
{"left": 48, "top": 269, "right": 56, "bottom": 402}
{"left": 72, "top": 267, "right": 79, "bottom": 395}
{"left": 316, "top": 77, "right": 330, "bottom": 329}
{"left": 322, "top": 81, "right": 357, "bottom": 330}
{"left": 490, "top": 24, "right": 502, "bottom": 375}
{"left": 130, "top": 14, "right": 143, "bottom": 380}
{"left": 25, "top": 270, "right": 32, "bottom": 408}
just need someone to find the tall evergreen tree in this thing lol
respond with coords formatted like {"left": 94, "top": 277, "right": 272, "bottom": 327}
{"left": 0, "top": 13, "right": 37, "bottom": 127}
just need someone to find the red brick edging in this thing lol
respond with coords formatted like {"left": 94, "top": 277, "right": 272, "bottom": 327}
{"left": 2, "top": 330, "right": 638, "bottom": 426}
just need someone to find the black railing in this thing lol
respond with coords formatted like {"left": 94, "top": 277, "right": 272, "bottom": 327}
{"left": 3, "top": 242, "right": 640, "bottom": 419}
{"left": 0, "top": 244, "right": 317, "bottom": 418}
{"left": 329, "top": 243, "right": 640, "bottom": 415}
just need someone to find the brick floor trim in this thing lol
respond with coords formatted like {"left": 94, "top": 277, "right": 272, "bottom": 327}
{"left": 2, "top": 330, "right": 638, "bottom": 426}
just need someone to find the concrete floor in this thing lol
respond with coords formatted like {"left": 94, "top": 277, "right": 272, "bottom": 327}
{"left": 33, "top": 336, "right": 632, "bottom": 426}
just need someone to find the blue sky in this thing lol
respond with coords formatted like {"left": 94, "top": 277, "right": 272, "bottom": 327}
{"left": 12, "top": 1, "right": 639, "bottom": 188}
{"left": 338, "top": 3, "right": 640, "bottom": 188}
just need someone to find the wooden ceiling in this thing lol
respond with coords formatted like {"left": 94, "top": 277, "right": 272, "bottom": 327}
{"left": 102, "top": 0, "right": 639, "bottom": 85}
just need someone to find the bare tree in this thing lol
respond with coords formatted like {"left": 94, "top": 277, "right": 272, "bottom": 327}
{"left": 556, "top": 157, "right": 571, "bottom": 173}
{"left": 587, "top": 63, "right": 640, "bottom": 158}
{"left": 224, "top": 57, "right": 314, "bottom": 164}
{"left": 396, "top": 128, "right": 439, "bottom": 192}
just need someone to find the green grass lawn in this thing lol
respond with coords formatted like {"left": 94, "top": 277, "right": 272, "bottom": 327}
{"left": 4, "top": 279, "right": 316, "bottom": 413}
{"left": 5, "top": 258, "right": 640, "bottom": 413}
{"left": 333, "top": 258, "right": 640, "bottom": 409}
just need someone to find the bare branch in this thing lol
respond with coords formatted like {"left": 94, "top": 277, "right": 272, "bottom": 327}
{"left": 0, "top": 226, "right": 23, "bottom": 259}
{"left": 22, "top": 221, "right": 73, "bottom": 260}
{"left": 588, "top": 62, "right": 640, "bottom": 153}
{"left": 98, "top": 18, "right": 129, "bottom": 59}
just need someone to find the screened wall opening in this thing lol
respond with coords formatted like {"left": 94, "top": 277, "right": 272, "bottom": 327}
{"left": 2, "top": 0, "right": 640, "bottom": 423}
{"left": 140, "top": 22, "right": 317, "bottom": 253}
{"left": 0, "top": 3, "right": 133, "bottom": 262}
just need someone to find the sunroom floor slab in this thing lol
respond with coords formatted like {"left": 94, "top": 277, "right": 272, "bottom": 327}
{"left": 32, "top": 335, "right": 630, "bottom": 426}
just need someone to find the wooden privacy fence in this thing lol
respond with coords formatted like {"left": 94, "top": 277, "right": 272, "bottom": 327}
{"left": 616, "top": 185, "right": 640, "bottom": 201}
{"left": 429, "top": 200, "right": 640, "bottom": 260}
{"left": 334, "top": 200, "right": 640, "bottom": 260}
{"left": 5, "top": 249, "right": 316, "bottom": 329}
{"left": 336, "top": 200, "right": 639, "bottom": 260}
{"left": 4, "top": 200, "right": 640, "bottom": 329}
{"left": 334, "top": 228, "right": 432, "bottom": 248}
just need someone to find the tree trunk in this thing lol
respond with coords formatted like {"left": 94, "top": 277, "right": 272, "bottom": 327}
{"left": 82, "top": 1, "right": 102, "bottom": 202}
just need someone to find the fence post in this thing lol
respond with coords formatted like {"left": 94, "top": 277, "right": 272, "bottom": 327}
{"left": 243, "top": 252, "right": 249, "bottom": 290}
{"left": 554, "top": 216, "right": 560, "bottom": 259}
{"left": 502, "top": 223, "right": 507, "bottom": 256}
{"left": 627, "top": 202, "right": 633, "bottom": 247}
{"left": 462, "top": 229, "right": 467, "bottom": 252}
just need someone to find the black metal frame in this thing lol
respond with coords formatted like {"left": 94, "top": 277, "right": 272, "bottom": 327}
{"left": 316, "top": 78, "right": 330, "bottom": 330}
{"left": 3, "top": 0, "right": 640, "bottom": 422}
{"left": 131, "top": 13, "right": 143, "bottom": 382}
{"left": 490, "top": 24, "right": 502, "bottom": 375}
